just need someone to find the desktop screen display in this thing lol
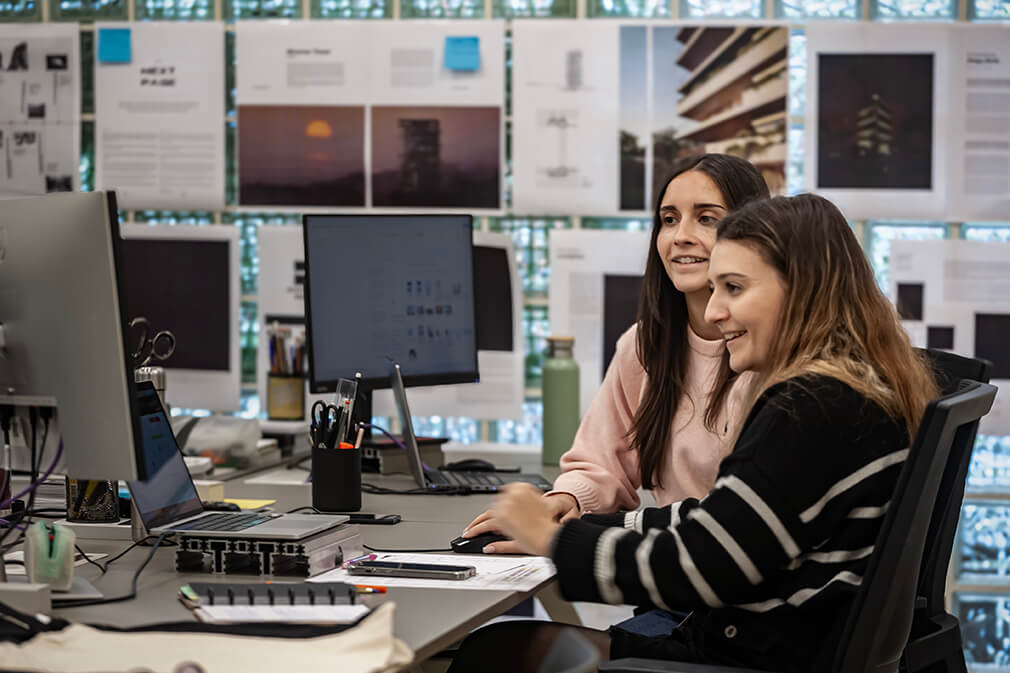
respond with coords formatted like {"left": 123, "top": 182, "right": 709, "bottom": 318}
{"left": 473, "top": 245, "right": 513, "bottom": 353}
{"left": 602, "top": 274, "right": 643, "bottom": 378}
{"left": 303, "top": 215, "right": 478, "bottom": 391}
{"left": 120, "top": 238, "right": 231, "bottom": 371}
{"left": 128, "top": 383, "right": 203, "bottom": 529}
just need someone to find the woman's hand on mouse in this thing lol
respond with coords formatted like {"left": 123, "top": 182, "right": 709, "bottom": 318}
{"left": 487, "top": 483, "right": 561, "bottom": 557}
{"left": 464, "top": 492, "right": 579, "bottom": 554}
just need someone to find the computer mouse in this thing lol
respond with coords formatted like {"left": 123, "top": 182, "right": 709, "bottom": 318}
{"left": 443, "top": 458, "right": 496, "bottom": 472}
{"left": 450, "top": 532, "right": 510, "bottom": 553}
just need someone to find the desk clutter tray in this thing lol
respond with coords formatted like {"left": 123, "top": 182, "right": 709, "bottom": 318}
{"left": 175, "top": 525, "right": 363, "bottom": 578}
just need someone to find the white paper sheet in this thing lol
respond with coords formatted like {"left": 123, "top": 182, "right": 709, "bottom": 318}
{"left": 946, "top": 25, "right": 1010, "bottom": 222}
{"left": 511, "top": 21, "right": 620, "bottom": 215}
{"left": 309, "top": 553, "right": 555, "bottom": 592}
{"left": 549, "top": 230, "right": 651, "bottom": 417}
{"left": 94, "top": 22, "right": 225, "bottom": 210}
{"left": 0, "top": 24, "right": 80, "bottom": 196}
{"left": 195, "top": 604, "right": 370, "bottom": 624}
{"left": 805, "top": 23, "right": 950, "bottom": 220}
{"left": 890, "top": 239, "right": 1010, "bottom": 436}
{"left": 369, "top": 21, "right": 504, "bottom": 107}
{"left": 236, "top": 21, "right": 374, "bottom": 106}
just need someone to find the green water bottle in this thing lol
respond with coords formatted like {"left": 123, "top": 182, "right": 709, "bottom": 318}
{"left": 542, "top": 336, "right": 580, "bottom": 466}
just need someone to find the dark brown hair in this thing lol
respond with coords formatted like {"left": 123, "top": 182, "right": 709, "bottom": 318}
{"left": 716, "top": 194, "right": 938, "bottom": 441}
{"left": 631, "top": 153, "right": 770, "bottom": 489}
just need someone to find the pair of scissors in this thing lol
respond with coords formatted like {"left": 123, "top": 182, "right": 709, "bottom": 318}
{"left": 129, "top": 316, "right": 176, "bottom": 368}
{"left": 309, "top": 398, "right": 353, "bottom": 444}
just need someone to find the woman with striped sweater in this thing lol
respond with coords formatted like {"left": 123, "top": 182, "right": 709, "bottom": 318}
{"left": 451, "top": 194, "right": 939, "bottom": 673}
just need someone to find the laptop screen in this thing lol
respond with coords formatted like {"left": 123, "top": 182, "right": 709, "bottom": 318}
{"left": 389, "top": 363, "right": 428, "bottom": 489}
{"left": 127, "top": 382, "right": 204, "bottom": 529}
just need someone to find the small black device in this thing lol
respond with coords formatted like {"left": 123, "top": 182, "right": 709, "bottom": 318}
{"left": 346, "top": 560, "right": 476, "bottom": 580}
{"left": 202, "top": 501, "right": 241, "bottom": 512}
{"left": 450, "top": 532, "right": 511, "bottom": 554}
{"left": 442, "top": 458, "right": 496, "bottom": 472}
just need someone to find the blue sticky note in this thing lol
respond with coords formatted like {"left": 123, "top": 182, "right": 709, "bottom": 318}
{"left": 444, "top": 36, "right": 480, "bottom": 72}
{"left": 98, "top": 28, "right": 132, "bottom": 64}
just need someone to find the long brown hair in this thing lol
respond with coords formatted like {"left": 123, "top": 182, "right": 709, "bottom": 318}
{"left": 716, "top": 194, "right": 938, "bottom": 441}
{"left": 632, "top": 154, "right": 769, "bottom": 489}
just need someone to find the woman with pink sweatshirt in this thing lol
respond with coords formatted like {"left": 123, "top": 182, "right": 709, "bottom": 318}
{"left": 466, "top": 154, "right": 770, "bottom": 554}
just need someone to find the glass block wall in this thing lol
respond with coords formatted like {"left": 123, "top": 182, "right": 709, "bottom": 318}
{"left": 4, "top": 1, "right": 1009, "bottom": 665}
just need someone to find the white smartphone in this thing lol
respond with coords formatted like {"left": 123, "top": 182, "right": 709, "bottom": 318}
{"left": 346, "top": 560, "right": 476, "bottom": 580}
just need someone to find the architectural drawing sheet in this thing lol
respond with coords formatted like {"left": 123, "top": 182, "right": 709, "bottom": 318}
{"left": 511, "top": 20, "right": 620, "bottom": 215}
{"left": 890, "top": 239, "right": 1010, "bottom": 435}
{"left": 549, "top": 230, "right": 650, "bottom": 417}
{"left": 805, "top": 23, "right": 950, "bottom": 220}
{"left": 0, "top": 24, "right": 79, "bottom": 196}
{"left": 95, "top": 22, "right": 225, "bottom": 210}
{"left": 946, "top": 25, "right": 1010, "bottom": 222}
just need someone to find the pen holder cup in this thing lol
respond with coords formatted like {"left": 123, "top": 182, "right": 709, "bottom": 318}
{"left": 312, "top": 445, "right": 361, "bottom": 513}
{"left": 267, "top": 374, "right": 305, "bottom": 421}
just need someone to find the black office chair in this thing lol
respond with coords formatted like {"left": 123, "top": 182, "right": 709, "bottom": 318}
{"left": 538, "top": 628, "right": 602, "bottom": 673}
{"left": 599, "top": 380, "right": 998, "bottom": 673}
{"left": 902, "top": 350, "right": 992, "bottom": 673}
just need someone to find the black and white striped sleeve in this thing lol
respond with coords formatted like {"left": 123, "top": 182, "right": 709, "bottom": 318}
{"left": 550, "top": 377, "right": 908, "bottom": 614}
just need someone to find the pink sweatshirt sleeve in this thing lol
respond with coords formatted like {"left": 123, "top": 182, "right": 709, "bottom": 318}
{"left": 550, "top": 326, "right": 645, "bottom": 514}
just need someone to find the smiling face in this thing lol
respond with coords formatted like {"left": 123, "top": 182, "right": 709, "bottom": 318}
{"left": 655, "top": 170, "right": 729, "bottom": 295}
{"left": 705, "top": 240, "right": 787, "bottom": 373}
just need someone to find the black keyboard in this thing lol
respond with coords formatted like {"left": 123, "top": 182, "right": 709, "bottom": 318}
{"left": 430, "top": 470, "right": 505, "bottom": 487}
{"left": 169, "top": 512, "right": 278, "bottom": 532}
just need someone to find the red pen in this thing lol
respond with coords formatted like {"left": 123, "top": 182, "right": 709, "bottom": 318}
{"left": 353, "top": 585, "right": 387, "bottom": 594}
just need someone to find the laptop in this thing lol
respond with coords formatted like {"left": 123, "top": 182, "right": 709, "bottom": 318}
{"left": 390, "top": 363, "right": 554, "bottom": 493}
{"left": 128, "top": 381, "right": 348, "bottom": 539}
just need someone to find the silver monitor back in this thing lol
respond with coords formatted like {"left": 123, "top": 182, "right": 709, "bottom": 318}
{"left": 0, "top": 191, "right": 143, "bottom": 481}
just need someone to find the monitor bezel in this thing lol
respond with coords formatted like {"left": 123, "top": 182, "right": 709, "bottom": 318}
{"left": 302, "top": 213, "right": 480, "bottom": 393}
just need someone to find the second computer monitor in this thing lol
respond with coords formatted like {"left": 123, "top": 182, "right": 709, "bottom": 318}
{"left": 119, "top": 224, "right": 241, "bottom": 411}
{"left": 303, "top": 214, "right": 478, "bottom": 392}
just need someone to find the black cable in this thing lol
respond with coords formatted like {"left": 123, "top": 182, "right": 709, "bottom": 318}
{"left": 24, "top": 409, "right": 38, "bottom": 539}
{"left": 361, "top": 483, "right": 469, "bottom": 496}
{"left": 74, "top": 543, "right": 108, "bottom": 575}
{"left": 100, "top": 534, "right": 177, "bottom": 571}
{"left": 24, "top": 508, "right": 67, "bottom": 518}
{"left": 363, "top": 543, "right": 453, "bottom": 553}
{"left": 54, "top": 531, "right": 171, "bottom": 608}
{"left": 0, "top": 406, "right": 18, "bottom": 552}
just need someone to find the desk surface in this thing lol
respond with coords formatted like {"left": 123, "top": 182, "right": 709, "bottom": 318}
{"left": 49, "top": 470, "right": 562, "bottom": 666}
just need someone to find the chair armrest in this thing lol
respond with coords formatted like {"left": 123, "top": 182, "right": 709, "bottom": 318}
{"left": 600, "top": 659, "right": 771, "bottom": 673}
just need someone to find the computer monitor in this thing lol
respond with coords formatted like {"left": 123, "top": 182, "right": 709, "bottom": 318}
{"left": 256, "top": 225, "right": 330, "bottom": 421}
{"left": 119, "top": 224, "right": 240, "bottom": 411}
{"left": 302, "top": 214, "right": 478, "bottom": 392}
{"left": 548, "top": 229, "right": 650, "bottom": 417}
{"left": 602, "top": 274, "right": 643, "bottom": 379}
{"left": 0, "top": 191, "right": 145, "bottom": 481}
{"left": 373, "top": 232, "right": 525, "bottom": 420}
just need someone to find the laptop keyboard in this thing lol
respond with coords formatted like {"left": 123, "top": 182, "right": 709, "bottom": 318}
{"left": 431, "top": 471, "right": 505, "bottom": 487}
{"left": 169, "top": 512, "right": 278, "bottom": 532}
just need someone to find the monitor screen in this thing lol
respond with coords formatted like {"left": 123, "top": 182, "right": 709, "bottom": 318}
{"left": 602, "top": 274, "right": 643, "bottom": 378}
{"left": 119, "top": 225, "right": 240, "bottom": 411}
{"left": 128, "top": 382, "right": 204, "bottom": 530}
{"left": 120, "top": 238, "right": 231, "bottom": 371}
{"left": 473, "top": 245, "right": 514, "bottom": 352}
{"left": 0, "top": 191, "right": 144, "bottom": 480}
{"left": 303, "top": 214, "right": 478, "bottom": 391}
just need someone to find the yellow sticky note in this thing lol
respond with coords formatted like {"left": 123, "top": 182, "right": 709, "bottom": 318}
{"left": 223, "top": 498, "right": 277, "bottom": 510}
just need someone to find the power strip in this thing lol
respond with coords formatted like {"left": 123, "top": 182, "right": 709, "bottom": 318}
{"left": 0, "top": 580, "right": 51, "bottom": 614}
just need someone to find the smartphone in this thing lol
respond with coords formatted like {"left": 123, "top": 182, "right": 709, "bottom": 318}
{"left": 346, "top": 560, "right": 476, "bottom": 580}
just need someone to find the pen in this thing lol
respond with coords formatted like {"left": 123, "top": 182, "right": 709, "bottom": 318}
{"left": 353, "top": 424, "right": 364, "bottom": 449}
{"left": 353, "top": 585, "right": 387, "bottom": 594}
{"left": 342, "top": 552, "right": 377, "bottom": 568}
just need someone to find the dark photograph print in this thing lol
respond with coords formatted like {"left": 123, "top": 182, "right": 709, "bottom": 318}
{"left": 372, "top": 106, "right": 500, "bottom": 209}
{"left": 818, "top": 53, "right": 934, "bottom": 190}
{"left": 238, "top": 105, "right": 365, "bottom": 207}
